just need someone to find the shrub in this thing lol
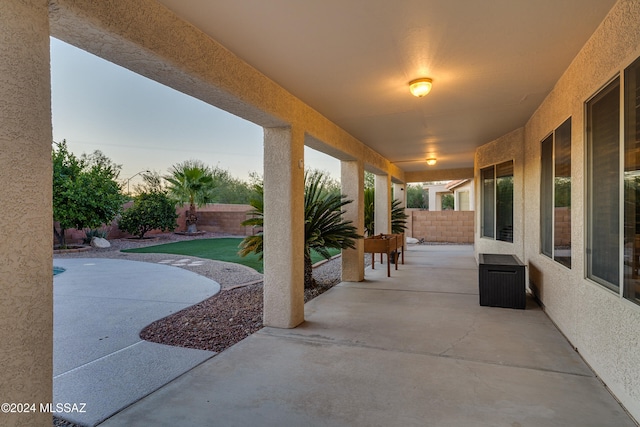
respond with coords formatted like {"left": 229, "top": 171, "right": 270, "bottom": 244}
{"left": 119, "top": 191, "right": 178, "bottom": 239}
{"left": 83, "top": 229, "right": 107, "bottom": 244}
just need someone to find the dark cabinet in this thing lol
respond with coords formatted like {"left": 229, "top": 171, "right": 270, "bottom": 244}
{"left": 478, "top": 254, "right": 526, "bottom": 309}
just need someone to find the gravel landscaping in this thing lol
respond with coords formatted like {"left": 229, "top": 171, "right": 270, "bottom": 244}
{"left": 54, "top": 232, "right": 342, "bottom": 351}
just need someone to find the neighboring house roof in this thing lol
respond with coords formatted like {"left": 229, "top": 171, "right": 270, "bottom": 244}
{"left": 445, "top": 179, "right": 470, "bottom": 191}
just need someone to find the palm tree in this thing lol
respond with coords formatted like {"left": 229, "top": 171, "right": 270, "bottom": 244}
{"left": 164, "top": 160, "right": 216, "bottom": 232}
{"left": 238, "top": 170, "right": 361, "bottom": 289}
{"left": 238, "top": 183, "right": 264, "bottom": 258}
{"left": 363, "top": 187, "right": 408, "bottom": 235}
{"left": 391, "top": 198, "right": 408, "bottom": 234}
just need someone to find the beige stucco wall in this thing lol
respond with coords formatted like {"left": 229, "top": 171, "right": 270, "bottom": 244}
{"left": 474, "top": 127, "right": 525, "bottom": 261}
{"left": 0, "top": 0, "right": 53, "bottom": 425}
{"left": 405, "top": 167, "right": 474, "bottom": 183}
{"left": 341, "top": 160, "right": 365, "bottom": 282}
{"left": 262, "top": 127, "right": 306, "bottom": 328}
{"left": 477, "top": 0, "right": 640, "bottom": 420}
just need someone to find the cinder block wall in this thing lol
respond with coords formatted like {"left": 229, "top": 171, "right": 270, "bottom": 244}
{"left": 554, "top": 207, "right": 571, "bottom": 247}
{"left": 410, "top": 210, "right": 474, "bottom": 243}
{"left": 57, "top": 203, "right": 257, "bottom": 244}
{"left": 175, "top": 204, "right": 256, "bottom": 236}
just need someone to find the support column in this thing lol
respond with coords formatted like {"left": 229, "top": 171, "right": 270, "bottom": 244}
{"left": 341, "top": 160, "right": 364, "bottom": 282}
{"left": 393, "top": 182, "right": 406, "bottom": 207}
{"left": 374, "top": 174, "right": 391, "bottom": 234}
{"left": 263, "top": 126, "right": 305, "bottom": 328}
{"left": 0, "top": 1, "right": 53, "bottom": 425}
{"left": 429, "top": 189, "right": 439, "bottom": 211}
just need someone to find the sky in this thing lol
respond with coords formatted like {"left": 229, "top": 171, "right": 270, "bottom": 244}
{"left": 50, "top": 38, "right": 340, "bottom": 188}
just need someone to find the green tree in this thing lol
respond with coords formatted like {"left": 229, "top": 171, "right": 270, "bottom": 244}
{"left": 210, "top": 166, "right": 259, "bottom": 204}
{"left": 236, "top": 183, "right": 264, "bottom": 258}
{"left": 239, "top": 170, "right": 361, "bottom": 289}
{"left": 406, "top": 184, "right": 427, "bottom": 209}
{"left": 134, "top": 170, "right": 166, "bottom": 194}
{"left": 164, "top": 160, "right": 216, "bottom": 232}
{"left": 118, "top": 191, "right": 178, "bottom": 239}
{"left": 52, "top": 140, "right": 125, "bottom": 247}
{"left": 442, "top": 194, "right": 454, "bottom": 210}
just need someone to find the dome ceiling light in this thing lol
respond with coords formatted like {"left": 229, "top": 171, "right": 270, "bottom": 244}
{"left": 426, "top": 157, "right": 437, "bottom": 166}
{"left": 409, "top": 78, "right": 433, "bottom": 97}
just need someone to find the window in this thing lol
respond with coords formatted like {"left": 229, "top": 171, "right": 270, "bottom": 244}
{"left": 587, "top": 78, "right": 620, "bottom": 291}
{"left": 481, "top": 167, "right": 495, "bottom": 238}
{"left": 624, "top": 57, "right": 640, "bottom": 305}
{"left": 586, "top": 58, "right": 640, "bottom": 306}
{"left": 540, "top": 118, "right": 572, "bottom": 268}
{"left": 481, "top": 161, "right": 513, "bottom": 242}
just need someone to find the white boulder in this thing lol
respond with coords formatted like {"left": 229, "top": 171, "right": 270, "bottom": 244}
{"left": 91, "top": 237, "right": 111, "bottom": 248}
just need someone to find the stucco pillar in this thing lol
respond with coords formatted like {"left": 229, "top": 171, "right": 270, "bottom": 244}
{"left": 0, "top": 1, "right": 53, "bottom": 425}
{"left": 263, "top": 126, "right": 305, "bottom": 328}
{"left": 374, "top": 174, "right": 391, "bottom": 234}
{"left": 341, "top": 160, "right": 364, "bottom": 282}
{"left": 393, "top": 182, "right": 405, "bottom": 207}
{"left": 429, "top": 189, "right": 439, "bottom": 211}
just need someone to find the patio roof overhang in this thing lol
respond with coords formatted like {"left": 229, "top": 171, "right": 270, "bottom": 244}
{"left": 49, "top": 0, "right": 617, "bottom": 179}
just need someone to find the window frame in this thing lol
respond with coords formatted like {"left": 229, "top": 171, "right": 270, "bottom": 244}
{"left": 586, "top": 76, "right": 621, "bottom": 293}
{"left": 540, "top": 118, "right": 572, "bottom": 269}
{"left": 480, "top": 160, "right": 514, "bottom": 243}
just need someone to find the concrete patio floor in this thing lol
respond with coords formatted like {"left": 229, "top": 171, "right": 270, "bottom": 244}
{"left": 53, "top": 258, "right": 220, "bottom": 426}
{"left": 99, "top": 245, "right": 636, "bottom": 427}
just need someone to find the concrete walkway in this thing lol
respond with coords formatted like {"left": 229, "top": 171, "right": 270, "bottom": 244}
{"left": 53, "top": 258, "right": 220, "bottom": 426}
{"left": 97, "top": 245, "right": 636, "bottom": 427}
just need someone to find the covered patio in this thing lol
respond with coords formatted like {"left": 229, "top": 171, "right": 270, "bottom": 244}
{"left": 2, "top": 1, "right": 640, "bottom": 425}
{"left": 98, "top": 245, "right": 634, "bottom": 426}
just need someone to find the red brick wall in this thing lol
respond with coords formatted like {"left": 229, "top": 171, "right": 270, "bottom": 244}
{"left": 409, "top": 210, "right": 474, "bottom": 243}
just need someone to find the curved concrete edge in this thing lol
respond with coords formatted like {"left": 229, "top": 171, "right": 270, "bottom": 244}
{"left": 53, "top": 258, "right": 221, "bottom": 426}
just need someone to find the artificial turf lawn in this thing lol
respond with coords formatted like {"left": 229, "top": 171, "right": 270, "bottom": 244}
{"left": 122, "top": 237, "right": 340, "bottom": 273}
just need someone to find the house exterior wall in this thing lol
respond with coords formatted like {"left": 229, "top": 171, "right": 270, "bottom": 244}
{"left": 424, "top": 183, "right": 449, "bottom": 211}
{"left": 0, "top": 0, "right": 53, "bottom": 425}
{"left": 452, "top": 181, "right": 474, "bottom": 211}
{"left": 477, "top": 0, "right": 640, "bottom": 420}
{"left": 475, "top": 127, "right": 525, "bottom": 261}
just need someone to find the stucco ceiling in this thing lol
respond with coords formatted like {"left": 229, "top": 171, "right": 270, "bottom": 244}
{"left": 156, "top": 0, "right": 617, "bottom": 174}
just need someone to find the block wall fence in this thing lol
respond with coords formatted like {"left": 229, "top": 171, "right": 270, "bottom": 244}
{"left": 56, "top": 203, "right": 257, "bottom": 244}
{"left": 57, "top": 205, "right": 476, "bottom": 245}
{"left": 406, "top": 209, "right": 475, "bottom": 244}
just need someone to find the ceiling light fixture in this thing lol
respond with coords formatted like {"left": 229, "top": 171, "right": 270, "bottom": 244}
{"left": 426, "top": 157, "right": 437, "bottom": 166}
{"left": 409, "top": 78, "right": 433, "bottom": 97}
